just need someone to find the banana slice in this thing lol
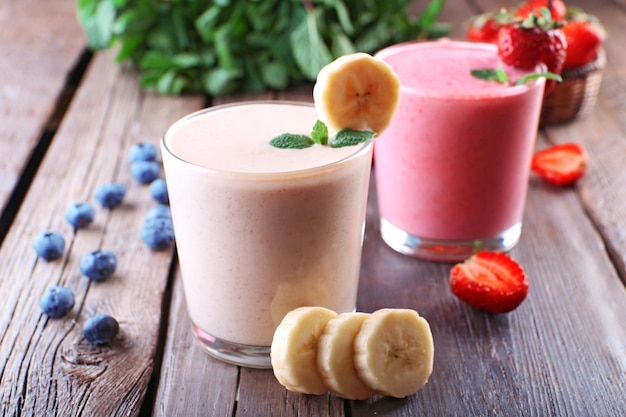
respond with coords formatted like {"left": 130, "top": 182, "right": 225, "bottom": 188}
{"left": 354, "top": 308, "right": 434, "bottom": 398}
{"left": 316, "top": 312, "right": 377, "bottom": 400}
{"left": 270, "top": 306, "right": 338, "bottom": 395}
{"left": 313, "top": 52, "right": 401, "bottom": 135}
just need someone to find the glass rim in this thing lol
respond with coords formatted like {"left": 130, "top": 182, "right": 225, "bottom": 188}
{"left": 374, "top": 39, "right": 546, "bottom": 99}
{"left": 161, "top": 100, "right": 373, "bottom": 180}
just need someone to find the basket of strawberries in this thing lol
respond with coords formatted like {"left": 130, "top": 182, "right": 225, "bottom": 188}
{"left": 466, "top": 0, "right": 606, "bottom": 125}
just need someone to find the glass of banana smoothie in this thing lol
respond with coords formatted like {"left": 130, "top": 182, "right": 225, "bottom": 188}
{"left": 374, "top": 39, "right": 545, "bottom": 262}
{"left": 162, "top": 101, "right": 373, "bottom": 368}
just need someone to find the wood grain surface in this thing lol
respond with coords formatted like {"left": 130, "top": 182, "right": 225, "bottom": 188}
{"left": 0, "top": 0, "right": 87, "bottom": 236}
{"left": 0, "top": 0, "right": 624, "bottom": 416}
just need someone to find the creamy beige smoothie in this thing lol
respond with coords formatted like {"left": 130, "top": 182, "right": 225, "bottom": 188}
{"left": 162, "top": 102, "right": 373, "bottom": 368}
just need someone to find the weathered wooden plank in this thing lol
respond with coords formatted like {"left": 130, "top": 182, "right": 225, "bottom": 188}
{"left": 152, "top": 269, "right": 239, "bottom": 417}
{"left": 0, "top": 0, "right": 86, "bottom": 223}
{"left": 154, "top": 1, "right": 626, "bottom": 416}
{"left": 469, "top": 0, "right": 626, "bottom": 288}
{"left": 350, "top": 143, "right": 626, "bottom": 416}
{"left": 347, "top": 0, "right": 626, "bottom": 415}
{"left": 0, "top": 47, "right": 203, "bottom": 416}
{"left": 156, "top": 256, "right": 345, "bottom": 417}
{"left": 542, "top": 2, "right": 626, "bottom": 284}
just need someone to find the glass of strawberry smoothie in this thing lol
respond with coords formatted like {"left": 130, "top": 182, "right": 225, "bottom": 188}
{"left": 162, "top": 101, "right": 373, "bottom": 368}
{"left": 374, "top": 39, "right": 545, "bottom": 262}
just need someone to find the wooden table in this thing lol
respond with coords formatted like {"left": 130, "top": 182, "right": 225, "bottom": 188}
{"left": 2, "top": 0, "right": 625, "bottom": 415}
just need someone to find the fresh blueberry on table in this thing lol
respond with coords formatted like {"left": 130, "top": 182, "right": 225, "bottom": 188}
{"left": 80, "top": 250, "right": 117, "bottom": 281}
{"left": 141, "top": 217, "right": 175, "bottom": 250}
{"left": 93, "top": 182, "right": 127, "bottom": 208}
{"left": 33, "top": 231, "right": 65, "bottom": 261}
{"left": 128, "top": 142, "right": 158, "bottom": 163}
{"left": 131, "top": 160, "right": 161, "bottom": 184}
{"left": 145, "top": 204, "right": 172, "bottom": 221}
{"left": 64, "top": 201, "right": 96, "bottom": 229}
{"left": 82, "top": 314, "right": 119, "bottom": 345}
{"left": 40, "top": 285, "right": 75, "bottom": 318}
{"left": 149, "top": 178, "right": 169, "bottom": 204}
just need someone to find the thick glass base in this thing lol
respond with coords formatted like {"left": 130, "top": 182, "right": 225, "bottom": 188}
{"left": 379, "top": 218, "right": 522, "bottom": 263}
{"left": 192, "top": 323, "right": 272, "bottom": 369}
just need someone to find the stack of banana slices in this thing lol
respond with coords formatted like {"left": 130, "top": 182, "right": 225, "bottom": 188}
{"left": 270, "top": 306, "right": 434, "bottom": 400}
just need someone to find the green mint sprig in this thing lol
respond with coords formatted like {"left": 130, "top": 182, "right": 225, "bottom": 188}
{"left": 330, "top": 129, "right": 375, "bottom": 148}
{"left": 311, "top": 120, "right": 329, "bottom": 145}
{"left": 270, "top": 120, "right": 374, "bottom": 149}
{"left": 270, "top": 134, "right": 314, "bottom": 149}
{"left": 471, "top": 67, "right": 563, "bottom": 86}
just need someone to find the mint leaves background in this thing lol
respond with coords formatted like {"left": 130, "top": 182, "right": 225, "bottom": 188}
{"left": 77, "top": 0, "right": 449, "bottom": 96}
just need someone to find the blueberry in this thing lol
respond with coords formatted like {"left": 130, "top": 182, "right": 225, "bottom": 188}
{"left": 128, "top": 142, "right": 157, "bottom": 163}
{"left": 64, "top": 202, "right": 95, "bottom": 229}
{"left": 141, "top": 217, "right": 175, "bottom": 250}
{"left": 149, "top": 178, "right": 169, "bottom": 204}
{"left": 80, "top": 250, "right": 117, "bottom": 281}
{"left": 131, "top": 161, "right": 160, "bottom": 184}
{"left": 82, "top": 314, "right": 119, "bottom": 345}
{"left": 146, "top": 205, "right": 172, "bottom": 221}
{"left": 40, "top": 285, "right": 75, "bottom": 318}
{"left": 93, "top": 183, "right": 126, "bottom": 208}
{"left": 33, "top": 231, "right": 65, "bottom": 261}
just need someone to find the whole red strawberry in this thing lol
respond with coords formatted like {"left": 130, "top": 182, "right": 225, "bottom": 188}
{"left": 497, "top": 23, "right": 548, "bottom": 70}
{"left": 467, "top": 13, "right": 502, "bottom": 43}
{"left": 449, "top": 252, "right": 529, "bottom": 314}
{"left": 542, "top": 28, "right": 567, "bottom": 93}
{"left": 515, "top": 0, "right": 567, "bottom": 22}
{"left": 561, "top": 20, "right": 604, "bottom": 70}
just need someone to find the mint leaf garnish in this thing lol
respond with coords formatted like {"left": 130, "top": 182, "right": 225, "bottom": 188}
{"left": 270, "top": 121, "right": 374, "bottom": 149}
{"left": 515, "top": 72, "right": 562, "bottom": 85}
{"left": 471, "top": 67, "right": 562, "bottom": 86}
{"left": 471, "top": 68, "right": 510, "bottom": 83}
{"left": 270, "top": 133, "right": 314, "bottom": 149}
{"left": 330, "top": 128, "right": 375, "bottom": 148}
{"left": 311, "top": 120, "right": 329, "bottom": 145}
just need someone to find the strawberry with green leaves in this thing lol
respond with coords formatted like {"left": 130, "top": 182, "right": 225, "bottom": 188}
{"left": 497, "top": 23, "right": 548, "bottom": 70}
{"left": 515, "top": 0, "right": 567, "bottom": 22}
{"left": 496, "top": 9, "right": 567, "bottom": 93}
{"left": 531, "top": 142, "right": 588, "bottom": 186}
{"left": 449, "top": 252, "right": 529, "bottom": 314}
{"left": 542, "top": 28, "right": 567, "bottom": 91}
{"left": 466, "top": 10, "right": 511, "bottom": 44}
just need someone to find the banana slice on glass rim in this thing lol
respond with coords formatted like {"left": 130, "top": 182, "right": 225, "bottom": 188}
{"left": 313, "top": 52, "right": 401, "bottom": 135}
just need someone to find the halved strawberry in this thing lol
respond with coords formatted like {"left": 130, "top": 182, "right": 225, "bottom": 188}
{"left": 450, "top": 252, "right": 529, "bottom": 314}
{"left": 531, "top": 142, "right": 589, "bottom": 186}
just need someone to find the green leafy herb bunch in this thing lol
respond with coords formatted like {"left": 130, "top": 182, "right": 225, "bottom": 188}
{"left": 77, "top": 0, "right": 449, "bottom": 96}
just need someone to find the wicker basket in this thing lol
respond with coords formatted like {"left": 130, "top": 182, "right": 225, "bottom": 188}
{"left": 540, "top": 48, "right": 606, "bottom": 126}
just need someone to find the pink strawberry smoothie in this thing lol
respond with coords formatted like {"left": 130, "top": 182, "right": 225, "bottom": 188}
{"left": 374, "top": 40, "right": 545, "bottom": 261}
{"left": 162, "top": 102, "right": 372, "bottom": 367}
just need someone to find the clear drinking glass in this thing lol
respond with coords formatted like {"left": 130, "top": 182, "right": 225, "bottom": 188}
{"left": 374, "top": 40, "right": 545, "bottom": 262}
{"left": 162, "top": 101, "right": 373, "bottom": 367}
